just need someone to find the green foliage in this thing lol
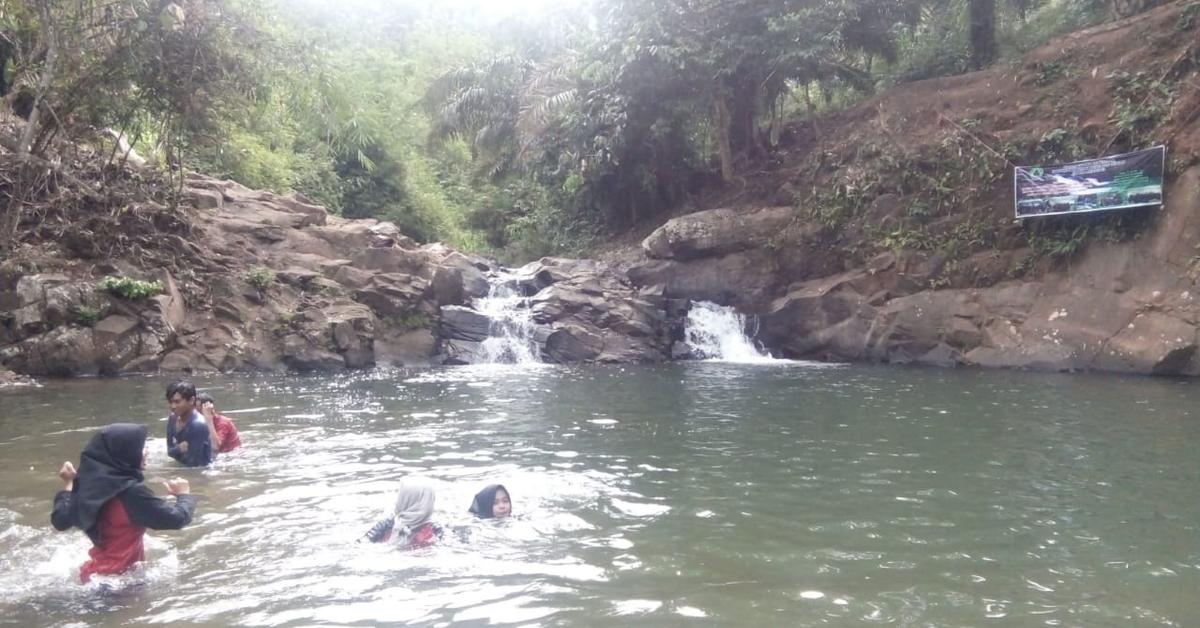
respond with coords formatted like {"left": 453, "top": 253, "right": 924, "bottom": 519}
{"left": 10, "top": 0, "right": 1162, "bottom": 263}
{"left": 1176, "top": 2, "right": 1200, "bottom": 31}
{"left": 1107, "top": 70, "right": 1174, "bottom": 148}
{"left": 98, "top": 276, "right": 164, "bottom": 300}
{"left": 1019, "top": 209, "right": 1156, "bottom": 270}
{"left": 382, "top": 312, "right": 432, "bottom": 332}
{"left": 72, "top": 304, "right": 102, "bottom": 327}
{"left": 245, "top": 266, "right": 277, "bottom": 290}
{"left": 1035, "top": 127, "right": 1088, "bottom": 163}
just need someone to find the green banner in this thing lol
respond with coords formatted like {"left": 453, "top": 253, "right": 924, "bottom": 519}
{"left": 1014, "top": 146, "right": 1165, "bottom": 219}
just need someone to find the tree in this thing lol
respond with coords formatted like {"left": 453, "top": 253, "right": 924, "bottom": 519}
{"left": 969, "top": 0, "right": 998, "bottom": 69}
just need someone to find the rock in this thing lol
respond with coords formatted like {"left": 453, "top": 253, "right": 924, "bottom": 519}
{"left": 543, "top": 324, "right": 603, "bottom": 362}
{"left": 280, "top": 334, "right": 344, "bottom": 372}
{"left": 318, "top": 302, "right": 376, "bottom": 369}
{"left": 92, "top": 314, "right": 142, "bottom": 374}
{"left": 277, "top": 267, "right": 320, "bottom": 288}
{"left": 441, "top": 338, "right": 488, "bottom": 365}
{"left": 0, "top": 365, "right": 37, "bottom": 388}
{"left": 641, "top": 206, "right": 795, "bottom": 261}
{"left": 150, "top": 270, "right": 186, "bottom": 335}
{"left": 627, "top": 250, "right": 782, "bottom": 310}
{"left": 7, "top": 274, "right": 92, "bottom": 337}
{"left": 513, "top": 257, "right": 603, "bottom": 295}
{"left": 275, "top": 193, "right": 328, "bottom": 226}
{"left": 9, "top": 327, "right": 99, "bottom": 376}
{"left": 330, "top": 265, "right": 375, "bottom": 290}
{"left": 159, "top": 349, "right": 200, "bottom": 372}
{"left": 353, "top": 273, "right": 430, "bottom": 317}
{"left": 439, "top": 306, "right": 492, "bottom": 342}
{"left": 187, "top": 188, "right": 223, "bottom": 210}
{"left": 760, "top": 270, "right": 879, "bottom": 360}
{"left": 1095, "top": 311, "right": 1198, "bottom": 374}
{"left": 376, "top": 329, "right": 437, "bottom": 366}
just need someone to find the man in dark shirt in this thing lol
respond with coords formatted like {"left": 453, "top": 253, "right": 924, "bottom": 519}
{"left": 165, "top": 380, "right": 213, "bottom": 467}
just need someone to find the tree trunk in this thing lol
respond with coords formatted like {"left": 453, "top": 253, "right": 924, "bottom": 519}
{"left": 968, "top": 0, "right": 997, "bottom": 70}
{"left": 19, "top": 1, "right": 58, "bottom": 157}
{"left": 713, "top": 93, "right": 734, "bottom": 184}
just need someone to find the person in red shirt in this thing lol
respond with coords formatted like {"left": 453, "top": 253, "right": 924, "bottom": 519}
{"left": 362, "top": 477, "right": 441, "bottom": 548}
{"left": 197, "top": 392, "right": 241, "bottom": 454}
{"left": 50, "top": 423, "right": 196, "bottom": 583}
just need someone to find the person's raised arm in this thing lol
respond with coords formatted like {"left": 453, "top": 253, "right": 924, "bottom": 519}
{"left": 201, "top": 401, "right": 223, "bottom": 452}
{"left": 121, "top": 478, "right": 196, "bottom": 530}
{"left": 50, "top": 461, "right": 77, "bottom": 531}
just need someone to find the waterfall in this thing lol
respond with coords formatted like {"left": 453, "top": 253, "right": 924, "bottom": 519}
{"left": 471, "top": 272, "right": 541, "bottom": 364}
{"left": 683, "top": 301, "right": 777, "bottom": 363}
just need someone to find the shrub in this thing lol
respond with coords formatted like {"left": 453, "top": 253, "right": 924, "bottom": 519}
{"left": 72, "top": 304, "right": 103, "bottom": 327}
{"left": 246, "top": 266, "right": 277, "bottom": 290}
{"left": 97, "top": 276, "right": 164, "bottom": 300}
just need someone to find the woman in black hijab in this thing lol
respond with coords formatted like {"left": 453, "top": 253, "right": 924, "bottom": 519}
{"left": 468, "top": 484, "right": 512, "bottom": 519}
{"left": 50, "top": 423, "right": 197, "bottom": 583}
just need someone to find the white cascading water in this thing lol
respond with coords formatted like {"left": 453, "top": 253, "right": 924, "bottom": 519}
{"left": 684, "top": 301, "right": 778, "bottom": 363}
{"left": 472, "top": 272, "right": 541, "bottom": 364}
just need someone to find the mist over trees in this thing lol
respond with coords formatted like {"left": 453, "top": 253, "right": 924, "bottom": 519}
{"left": 2, "top": 0, "right": 1117, "bottom": 261}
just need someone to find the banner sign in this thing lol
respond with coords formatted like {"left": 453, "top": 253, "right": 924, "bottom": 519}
{"left": 1014, "top": 146, "right": 1165, "bottom": 219}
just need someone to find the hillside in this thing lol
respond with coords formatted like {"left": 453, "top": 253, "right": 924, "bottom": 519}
{"left": 600, "top": 1, "right": 1200, "bottom": 374}
{"left": 2, "top": 1, "right": 1199, "bottom": 381}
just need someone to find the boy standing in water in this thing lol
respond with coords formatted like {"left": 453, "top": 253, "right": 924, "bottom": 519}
{"left": 165, "top": 381, "right": 213, "bottom": 467}
{"left": 197, "top": 392, "right": 242, "bottom": 454}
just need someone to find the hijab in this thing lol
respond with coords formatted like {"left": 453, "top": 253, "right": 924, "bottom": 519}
{"left": 392, "top": 477, "right": 435, "bottom": 539}
{"left": 70, "top": 423, "right": 147, "bottom": 533}
{"left": 468, "top": 484, "right": 508, "bottom": 519}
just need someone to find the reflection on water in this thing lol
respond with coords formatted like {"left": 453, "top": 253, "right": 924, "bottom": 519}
{"left": 1, "top": 364, "right": 1198, "bottom": 626}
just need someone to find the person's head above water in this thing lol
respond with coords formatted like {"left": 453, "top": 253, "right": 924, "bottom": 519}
{"left": 393, "top": 477, "right": 436, "bottom": 532}
{"left": 71, "top": 423, "right": 149, "bottom": 530}
{"left": 469, "top": 484, "right": 511, "bottom": 519}
{"left": 166, "top": 380, "right": 198, "bottom": 417}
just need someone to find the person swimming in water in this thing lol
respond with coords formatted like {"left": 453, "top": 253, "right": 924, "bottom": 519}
{"left": 50, "top": 423, "right": 196, "bottom": 583}
{"left": 468, "top": 484, "right": 512, "bottom": 519}
{"left": 363, "top": 477, "right": 441, "bottom": 548}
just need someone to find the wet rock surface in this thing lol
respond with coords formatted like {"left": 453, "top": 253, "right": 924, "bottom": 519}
{"left": 0, "top": 175, "right": 677, "bottom": 375}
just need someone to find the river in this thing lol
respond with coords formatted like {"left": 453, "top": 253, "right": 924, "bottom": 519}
{"left": 1, "top": 363, "right": 1197, "bottom": 626}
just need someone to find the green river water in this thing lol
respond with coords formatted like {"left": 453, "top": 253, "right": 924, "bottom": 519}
{"left": 0, "top": 362, "right": 1197, "bottom": 626}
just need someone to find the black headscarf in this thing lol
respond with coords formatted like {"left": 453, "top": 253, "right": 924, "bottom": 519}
{"left": 468, "top": 484, "right": 508, "bottom": 518}
{"left": 70, "top": 423, "right": 147, "bottom": 532}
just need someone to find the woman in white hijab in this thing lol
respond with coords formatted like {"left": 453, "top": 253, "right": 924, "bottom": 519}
{"left": 363, "top": 477, "right": 441, "bottom": 547}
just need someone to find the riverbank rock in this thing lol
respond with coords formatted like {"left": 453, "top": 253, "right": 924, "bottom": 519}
{"left": 0, "top": 365, "right": 36, "bottom": 389}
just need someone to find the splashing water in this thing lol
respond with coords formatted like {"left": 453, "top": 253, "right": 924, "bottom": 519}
{"left": 473, "top": 273, "right": 541, "bottom": 364}
{"left": 684, "top": 301, "right": 778, "bottom": 363}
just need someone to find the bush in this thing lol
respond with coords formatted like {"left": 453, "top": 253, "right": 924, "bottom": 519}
{"left": 97, "top": 276, "right": 164, "bottom": 300}
{"left": 72, "top": 304, "right": 103, "bottom": 327}
{"left": 245, "top": 266, "right": 277, "bottom": 290}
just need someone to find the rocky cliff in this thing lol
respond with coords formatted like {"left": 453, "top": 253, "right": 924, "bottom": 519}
{"left": 3, "top": 2, "right": 1199, "bottom": 382}
{"left": 0, "top": 175, "right": 677, "bottom": 380}
{"left": 611, "top": 1, "right": 1200, "bottom": 375}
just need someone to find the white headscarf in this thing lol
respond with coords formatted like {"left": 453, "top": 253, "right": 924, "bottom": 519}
{"left": 392, "top": 477, "right": 435, "bottom": 540}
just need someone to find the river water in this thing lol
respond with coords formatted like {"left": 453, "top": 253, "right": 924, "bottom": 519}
{"left": 0, "top": 363, "right": 1197, "bottom": 626}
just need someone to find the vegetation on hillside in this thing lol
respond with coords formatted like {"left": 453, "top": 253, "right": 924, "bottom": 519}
{"left": 1, "top": 0, "right": 1185, "bottom": 264}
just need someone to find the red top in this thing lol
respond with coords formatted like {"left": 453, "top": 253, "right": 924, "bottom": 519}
{"left": 79, "top": 498, "right": 145, "bottom": 583}
{"left": 407, "top": 522, "right": 438, "bottom": 548}
{"left": 212, "top": 413, "right": 241, "bottom": 453}
{"left": 381, "top": 521, "right": 438, "bottom": 548}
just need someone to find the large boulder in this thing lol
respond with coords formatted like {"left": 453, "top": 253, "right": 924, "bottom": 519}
{"left": 7, "top": 326, "right": 99, "bottom": 377}
{"left": 376, "top": 329, "right": 437, "bottom": 366}
{"left": 641, "top": 206, "right": 796, "bottom": 261}
{"left": 353, "top": 273, "right": 432, "bottom": 318}
{"left": 439, "top": 306, "right": 492, "bottom": 342}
